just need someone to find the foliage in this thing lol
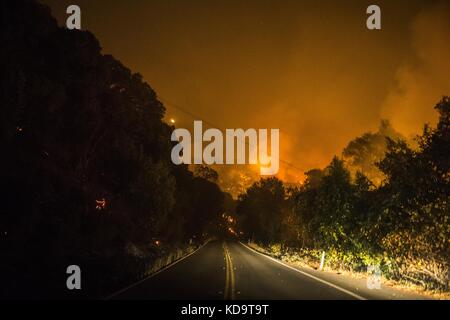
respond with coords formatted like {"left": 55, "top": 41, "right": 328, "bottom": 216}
{"left": 236, "top": 177, "right": 286, "bottom": 245}
{"left": 342, "top": 120, "right": 403, "bottom": 185}
{"left": 237, "top": 97, "right": 450, "bottom": 291}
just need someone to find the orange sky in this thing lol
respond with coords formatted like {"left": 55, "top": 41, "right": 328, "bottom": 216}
{"left": 42, "top": 0, "right": 450, "bottom": 188}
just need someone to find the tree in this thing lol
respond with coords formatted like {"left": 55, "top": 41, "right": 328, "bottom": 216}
{"left": 342, "top": 120, "right": 403, "bottom": 185}
{"left": 312, "top": 157, "right": 355, "bottom": 251}
{"left": 376, "top": 97, "right": 449, "bottom": 289}
{"left": 0, "top": 0, "right": 228, "bottom": 298}
{"left": 193, "top": 165, "right": 219, "bottom": 183}
{"left": 236, "top": 177, "right": 286, "bottom": 244}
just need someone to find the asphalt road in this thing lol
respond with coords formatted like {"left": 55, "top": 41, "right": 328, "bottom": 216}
{"left": 110, "top": 240, "right": 428, "bottom": 300}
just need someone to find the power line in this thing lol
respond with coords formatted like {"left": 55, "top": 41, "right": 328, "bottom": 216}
{"left": 159, "top": 96, "right": 307, "bottom": 175}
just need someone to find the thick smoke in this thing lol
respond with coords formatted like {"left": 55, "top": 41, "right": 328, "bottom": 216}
{"left": 381, "top": 2, "right": 450, "bottom": 138}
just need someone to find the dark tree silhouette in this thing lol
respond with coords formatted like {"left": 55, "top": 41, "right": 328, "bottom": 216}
{"left": 0, "top": 0, "right": 226, "bottom": 298}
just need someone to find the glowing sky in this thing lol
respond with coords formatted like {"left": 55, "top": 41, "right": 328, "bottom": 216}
{"left": 42, "top": 0, "right": 450, "bottom": 185}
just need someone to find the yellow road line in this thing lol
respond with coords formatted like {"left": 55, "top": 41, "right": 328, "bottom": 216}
{"left": 228, "top": 248, "right": 236, "bottom": 300}
{"left": 223, "top": 242, "right": 230, "bottom": 299}
{"left": 223, "top": 242, "right": 236, "bottom": 300}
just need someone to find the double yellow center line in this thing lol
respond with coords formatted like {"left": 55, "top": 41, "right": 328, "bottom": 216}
{"left": 223, "top": 242, "right": 236, "bottom": 300}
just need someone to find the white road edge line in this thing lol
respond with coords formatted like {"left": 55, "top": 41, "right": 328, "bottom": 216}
{"left": 239, "top": 241, "right": 367, "bottom": 300}
{"left": 105, "top": 240, "right": 212, "bottom": 300}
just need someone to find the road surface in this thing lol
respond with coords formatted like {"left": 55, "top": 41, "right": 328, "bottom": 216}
{"left": 110, "top": 240, "right": 430, "bottom": 300}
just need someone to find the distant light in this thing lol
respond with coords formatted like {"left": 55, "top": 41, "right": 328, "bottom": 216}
{"left": 170, "top": 118, "right": 175, "bottom": 124}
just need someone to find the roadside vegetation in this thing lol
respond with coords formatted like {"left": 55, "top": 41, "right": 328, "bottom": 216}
{"left": 237, "top": 97, "right": 449, "bottom": 294}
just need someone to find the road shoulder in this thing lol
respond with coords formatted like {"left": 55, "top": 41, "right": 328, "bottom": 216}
{"left": 239, "top": 241, "right": 435, "bottom": 300}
